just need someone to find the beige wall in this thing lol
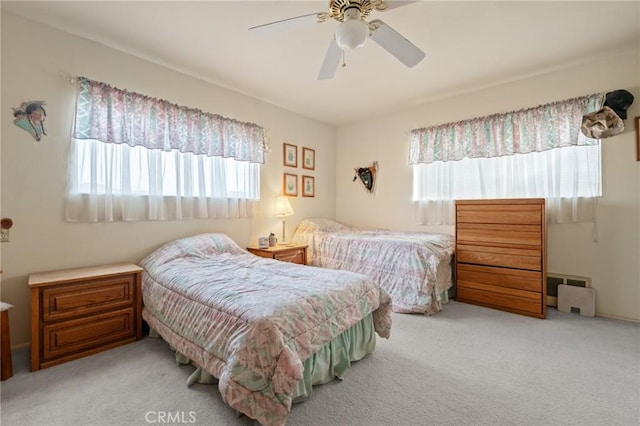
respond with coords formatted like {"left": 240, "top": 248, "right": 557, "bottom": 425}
{"left": 0, "top": 12, "right": 336, "bottom": 346}
{"left": 2, "top": 12, "right": 639, "bottom": 349}
{"left": 335, "top": 48, "right": 640, "bottom": 321}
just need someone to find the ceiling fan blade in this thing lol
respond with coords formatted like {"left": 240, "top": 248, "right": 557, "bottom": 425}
{"left": 369, "top": 19, "right": 425, "bottom": 67}
{"left": 374, "top": 0, "right": 419, "bottom": 11}
{"left": 318, "top": 38, "right": 342, "bottom": 80}
{"left": 248, "top": 12, "right": 327, "bottom": 32}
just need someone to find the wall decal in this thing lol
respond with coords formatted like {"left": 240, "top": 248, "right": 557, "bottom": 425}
{"left": 353, "top": 161, "right": 378, "bottom": 194}
{"left": 13, "top": 101, "right": 47, "bottom": 142}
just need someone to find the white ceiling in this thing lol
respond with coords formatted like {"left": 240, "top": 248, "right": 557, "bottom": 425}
{"left": 2, "top": 1, "right": 639, "bottom": 126}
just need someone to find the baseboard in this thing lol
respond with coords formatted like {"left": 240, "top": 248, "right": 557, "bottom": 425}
{"left": 11, "top": 342, "right": 30, "bottom": 351}
{"left": 595, "top": 313, "right": 640, "bottom": 323}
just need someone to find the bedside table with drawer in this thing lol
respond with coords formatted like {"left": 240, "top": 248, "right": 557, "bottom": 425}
{"left": 29, "top": 263, "right": 143, "bottom": 371}
{"left": 246, "top": 245, "right": 308, "bottom": 265}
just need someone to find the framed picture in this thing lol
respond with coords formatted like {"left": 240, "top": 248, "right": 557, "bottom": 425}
{"left": 283, "top": 143, "right": 297, "bottom": 168}
{"left": 302, "top": 147, "right": 315, "bottom": 170}
{"left": 635, "top": 116, "right": 639, "bottom": 162}
{"left": 302, "top": 175, "right": 315, "bottom": 197}
{"left": 283, "top": 173, "right": 298, "bottom": 196}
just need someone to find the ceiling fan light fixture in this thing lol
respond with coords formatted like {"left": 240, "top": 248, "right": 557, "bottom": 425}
{"left": 335, "top": 8, "right": 369, "bottom": 50}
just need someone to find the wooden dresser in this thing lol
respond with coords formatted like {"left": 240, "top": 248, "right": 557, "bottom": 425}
{"left": 455, "top": 198, "right": 546, "bottom": 318}
{"left": 246, "top": 245, "right": 307, "bottom": 265}
{"left": 29, "top": 264, "right": 143, "bottom": 371}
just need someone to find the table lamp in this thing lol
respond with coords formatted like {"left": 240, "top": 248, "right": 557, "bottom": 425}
{"left": 274, "top": 196, "right": 294, "bottom": 245}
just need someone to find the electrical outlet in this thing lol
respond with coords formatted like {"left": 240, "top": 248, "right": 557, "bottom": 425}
{"left": 0, "top": 228, "right": 9, "bottom": 242}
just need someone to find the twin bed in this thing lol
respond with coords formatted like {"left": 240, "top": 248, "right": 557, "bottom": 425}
{"left": 140, "top": 233, "right": 391, "bottom": 426}
{"left": 292, "top": 218, "right": 455, "bottom": 315}
{"left": 140, "top": 221, "right": 454, "bottom": 425}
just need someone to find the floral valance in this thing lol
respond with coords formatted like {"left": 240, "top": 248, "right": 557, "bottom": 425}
{"left": 409, "top": 93, "right": 602, "bottom": 164}
{"left": 72, "top": 77, "right": 265, "bottom": 164}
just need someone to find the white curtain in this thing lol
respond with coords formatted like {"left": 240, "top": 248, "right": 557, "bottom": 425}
{"left": 413, "top": 144, "right": 601, "bottom": 225}
{"left": 66, "top": 139, "right": 260, "bottom": 222}
{"left": 410, "top": 94, "right": 603, "bottom": 225}
{"left": 66, "top": 77, "right": 265, "bottom": 222}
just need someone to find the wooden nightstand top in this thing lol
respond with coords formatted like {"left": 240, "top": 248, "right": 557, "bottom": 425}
{"left": 28, "top": 264, "right": 143, "bottom": 287}
{"left": 246, "top": 244, "right": 307, "bottom": 254}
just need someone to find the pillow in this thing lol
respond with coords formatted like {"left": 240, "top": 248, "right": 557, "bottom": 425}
{"left": 295, "top": 218, "right": 355, "bottom": 234}
{"left": 176, "top": 233, "right": 245, "bottom": 258}
{"left": 140, "top": 233, "right": 244, "bottom": 270}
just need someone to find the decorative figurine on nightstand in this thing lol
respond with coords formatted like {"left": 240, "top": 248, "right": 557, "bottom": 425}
{"left": 269, "top": 233, "right": 277, "bottom": 247}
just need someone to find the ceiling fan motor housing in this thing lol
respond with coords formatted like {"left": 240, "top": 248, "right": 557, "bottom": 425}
{"left": 329, "top": 0, "right": 377, "bottom": 21}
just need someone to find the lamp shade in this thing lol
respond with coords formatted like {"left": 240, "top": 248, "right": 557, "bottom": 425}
{"left": 335, "top": 17, "right": 369, "bottom": 50}
{"left": 274, "top": 196, "right": 294, "bottom": 217}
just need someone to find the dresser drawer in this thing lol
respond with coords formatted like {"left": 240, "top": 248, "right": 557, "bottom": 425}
{"left": 42, "top": 275, "right": 136, "bottom": 322}
{"left": 457, "top": 263, "right": 542, "bottom": 292}
{"left": 457, "top": 223, "right": 541, "bottom": 247}
{"left": 42, "top": 308, "right": 136, "bottom": 363}
{"left": 274, "top": 249, "right": 305, "bottom": 264}
{"left": 247, "top": 245, "right": 307, "bottom": 265}
{"left": 457, "top": 244, "right": 541, "bottom": 271}
{"left": 457, "top": 204, "right": 542, "bottom": 225}
{"left": 457, "top": 286, "right": 543, "bottom": 315}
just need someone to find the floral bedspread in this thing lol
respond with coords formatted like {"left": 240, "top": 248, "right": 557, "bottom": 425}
{"left": 140, "top": 233, "right": 391, "bottom": 426}
{"left": 292, "top": 218, "right": 455, "bottom": 314}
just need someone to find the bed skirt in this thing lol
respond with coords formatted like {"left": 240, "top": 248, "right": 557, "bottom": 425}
{"left": 143, "top": 309, "right": 376, "bottom": 408}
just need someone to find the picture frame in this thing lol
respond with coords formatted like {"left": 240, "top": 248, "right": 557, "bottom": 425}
{"left": 283, "top": 143, "right": 297, "bottom": 168}
{"left": 283, "top": 173, "right": 298, "bottom": 196}
{"left": 302, "top": 175, "right": 315, "bottom": 197}
{"left": 302, "top": 147, "right": 315, "bottom": 170}
{"left": 635, "top": 116, "right": 639, "bottom": 162}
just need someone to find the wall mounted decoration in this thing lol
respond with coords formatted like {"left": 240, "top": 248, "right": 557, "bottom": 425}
{"left": 263, "top": 134, "right": 272, "bottom": 154}
{"left": 283, "top": 143, "right": 297, "bottom": 167}
{"left": 353, "top": 161, "right": 378, "bottom": 194}
{"left": 302, "top": 147, "right": 315, "bottom": 170}
{"left": 302, "top": 175, "right": 315, "bottom": 197}
{"left": 603, "top": 89, "right": 634, "bottom": 121}
{"left": 0, "top": 218, "right": 13, "bottom": 243}
{"left": 12, "top": 101, "right": 47, "bottom": 142}
{"left": 283, "top": 173, "right": 298, "bottom": 196}
{"left": 635, "top": 117, "right": 640, "bottom": 161}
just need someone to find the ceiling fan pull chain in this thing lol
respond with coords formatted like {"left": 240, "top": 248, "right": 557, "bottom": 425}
{"left": 342, "top": 50, "right": 347, "bottom": 68}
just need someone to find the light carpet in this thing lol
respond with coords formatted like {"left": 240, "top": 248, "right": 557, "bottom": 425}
{"left": 1, "top": 301, "right": 639, "bottom": 426}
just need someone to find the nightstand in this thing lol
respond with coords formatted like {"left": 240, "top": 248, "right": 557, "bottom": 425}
{"left": 247, "top": 245, "right": 307, "bottom": 265}
{"left": 29, "top": 264, "right": 143, "bottom": 371}
{"left": 1, "top": 301, "right": 14, "bottom": 381}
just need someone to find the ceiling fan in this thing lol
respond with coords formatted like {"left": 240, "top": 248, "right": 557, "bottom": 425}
{"left": 249, "top": 0, "right": 425, "bottom": 80}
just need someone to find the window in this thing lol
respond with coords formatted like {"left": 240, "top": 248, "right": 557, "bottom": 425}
{"left": 410, "top": 94, "right": 602, "bottom": 225}
{"left": 71, "top": 141, "right": 259, "bottom": 199}
{"left": 65, "top": 77, "right": 264, "bottom": 222}
{"left": 412, "top": 144, "right": 601, "bottom": 224}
